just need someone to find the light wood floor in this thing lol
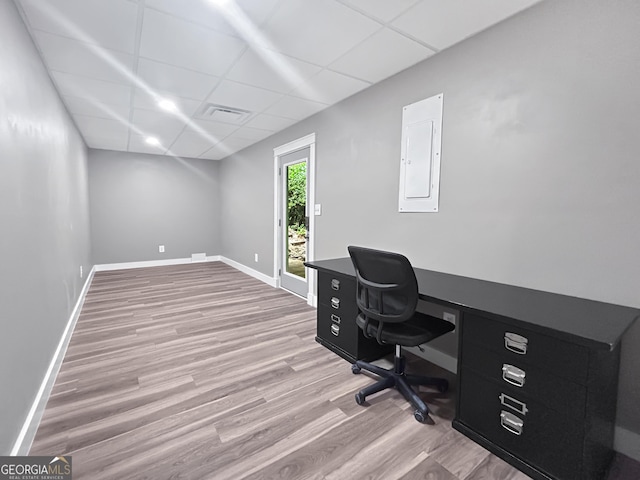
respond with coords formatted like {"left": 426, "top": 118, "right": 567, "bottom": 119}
{"left": 29, "top": 263, "right": 634, "bottom": 479}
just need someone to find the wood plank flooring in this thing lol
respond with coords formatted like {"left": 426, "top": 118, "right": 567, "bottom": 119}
{"left": 28, "top": 262, "right": 633, "bottom": 479}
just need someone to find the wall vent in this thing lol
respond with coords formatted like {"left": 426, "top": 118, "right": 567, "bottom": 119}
{"left": 196, "top": 103, "right": 252, "bottom": 124}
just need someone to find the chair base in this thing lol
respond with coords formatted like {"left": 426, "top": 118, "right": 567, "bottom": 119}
{"left": 352, "top": 346, "right": 448, "bottom": 423}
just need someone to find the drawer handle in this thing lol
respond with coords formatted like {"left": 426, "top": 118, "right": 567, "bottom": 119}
{"left": 331, "top": 324, "right": 340, "bottom": 336}
{"left": 499, "top": 393, "right": 529, "bottom": 416}
{"left": 502, "top": 364, "right": 526, "bottom": 387}
{"left": 331, "top": 297, "right": 340, "bottom": 309}
{"left": 331, "top": 314, "right": 341, "bottom": 324}
{"left": 500, "top": 410, "right": 524, "bottom": 436}
{"left": 331, "top": 279, "right": 340, "bottom": 290}
{"left": 504, "top": 332, "right": 528, "bottom": 355}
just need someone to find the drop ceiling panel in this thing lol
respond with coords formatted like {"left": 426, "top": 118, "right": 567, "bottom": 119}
{"left": 261, "top": 0, "right": 382, "bottom": 66}
{"left": 392, "top": 0, "right": 541, "bottom": 50}
{"left": 329, "top": 28, "right": 436, "bottom": 83}
{"left": 63, "top": 95, "right": 130, "bottom": 120}
{"left": 186, "top": 119, "right": 239, "bottom": 142}
{"left": 291, "top": 70, "right": 371, "bottom": 104}
{"left": 339, "top": 0, "right": 421, "bottom": 22}
{"left": 52, "top": 71, "right": 132, "bottom": 106}
{"left": 139, "top": 8, "right": 247, "bottom": 76}
{"left": 20, "top": 0, "right": 138, "bottom": 54}
{"left": 73, "top": 114, "right": 130, "bottom": 140}
{"left": 226, "top": 47, "right": 321, "bottom": 94}
{"left": 131, "top": 109, "right": 188, "bottom": 139}
{"left": 136, "top": 58, "right": 219, "bottom": 101}
{"left": 145, "top": 0, "right": 281, "bottom": 37}
{"left": 128, "top": 134, "right": 169, "bottom": 155}
{"left": 264, "top": 96, "right": 328, "bottom": 120}
{"left": 168, "top": 131, "right": 217, "bottom": 159}
{"left": 33, "top": 31, "right": 135, "bottom": 85}
{"left": 228, "top": 126, "right": 273, "bottom": 142}
{"left": 132, "top": 89, "right": 204, "bottom": 117}
{"left": 206, "top": 80, "right": 283, "bottom": 113}
{"left": 244, "top": 113, "right": 297, "bottom": 132}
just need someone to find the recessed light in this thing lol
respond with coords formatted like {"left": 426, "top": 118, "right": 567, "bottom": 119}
{"left": 158, "top": 99, "right": 177, "bottom": 112}
{"left": 145, "top": 136, "right": 161, "bottom": 146}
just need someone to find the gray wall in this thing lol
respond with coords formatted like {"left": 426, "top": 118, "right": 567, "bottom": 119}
{"left": 88, "top": 150, "right": 221, "bottom": 264}
{"left": 219, "top": 0, "right": 640, "bottom": 438}
{"left": 0, "top": 0, "right": 91, "bottom": 454}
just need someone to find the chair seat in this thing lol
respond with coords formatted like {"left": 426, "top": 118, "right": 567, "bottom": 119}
{"left": 356, "top": 312, "right": 454, "bottom": 347}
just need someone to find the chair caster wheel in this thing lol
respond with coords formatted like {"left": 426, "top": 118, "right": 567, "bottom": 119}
{"left": 355, "top": 392, "right": 365, "bottom": 405}
{"left": 437, "top": 379, "right": 449, "bottom": 393}
{"left": 351, "top": 364, "right": 361, "bottom": 374}
{"left": 414, "top": 410, "right": 433, "bottom": 423}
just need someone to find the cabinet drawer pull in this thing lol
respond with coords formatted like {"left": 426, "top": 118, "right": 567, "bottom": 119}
{"left": 331, "top": 297, "right": 340, "bottom": 309}
{"left": 331, "top": 314, "right": 341, "bottom": 324}
{"left": 499, "top": 393, "right": 529, "bottom": 416}
{"left": 331, "top": 324, "right": 340, "bottom": 336}
{"left": 331, "top": 279, "right": 340, "bottom": 290}
{"left": 500, "top": 410, "right": 524, "bottom": 436}
{"left": 504, "top": 332, "right": 528, "bottom": 355}
{"left": 502, "top": 364, "right": 526, "bottom": 387}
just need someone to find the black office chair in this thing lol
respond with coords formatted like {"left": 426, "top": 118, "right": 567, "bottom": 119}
{"left": 348, "top": 246, "right": 455, "bottom": 423}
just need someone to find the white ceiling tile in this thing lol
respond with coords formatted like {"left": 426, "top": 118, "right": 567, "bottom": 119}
{"left": 52, "top": 72, "right": 132, "bottom": 106}
{"left": 230, "top": 126, "right": 273, "bottom": 141}
{"left": 131, "top": 109, "right": 187, "bottom": 139}
{"left": 20, "top": 0, "right": 138, "bottom": 53}
{"left": 145, "top": 0, "right": 280, "bottom": 36}
{"left": 200, "top": 137, "right": 256, "bottom": 159}
{"left": 226, "top": 47, "right": 321, "bottom": 94}
{"left": 392, "top": 0, "right": 541, "bottom": 50}
{"left": 83, "top": 135, "right": 129, "bottom": 151}
{"left": 206, "top": 80, "right": 283, "bottom": 113}
{"left": 128, "top": 134, "right": 170, "bottom": 155}
{"left": 33, "top": 32, "right": 135, "bottom": 85}
{"left": 63, "top": 96, "right": 130, "bottom": 120}
{"left": 185, "top": 119, "right": 239, "bottom": 142}
{"left": 291, "top": 70, "right": 370, "bottom": 104}
{"left": 261, "top": 0, "right": 381, "bottom": 66}
{"left": 132, "top": 89, "right": 204, "bottom": 117}
{"left": 167, "top": 131, "right": 217, "bottom": 159}
{"left": 340, "top": 0, "right": 420, "bottom": 22}
{"left": 72, "top": 114, "right": 130, "bottom": 139}
{"left": 264, "top": 96, "right": 328, "bottom": 120}
{"left": 136, "top": 58, "right": 219, "bottom": 101}
{"left": 199, "top": 147, "right": 226, "bottom": 161}
{"left": 243, "top": 113, "right": 297, "bottom": 131}
{"left": 139, "top": 8, "right": 246, "bottom": 76}
{"left": 329, "top": 28, "right": 435, "bottom": 83}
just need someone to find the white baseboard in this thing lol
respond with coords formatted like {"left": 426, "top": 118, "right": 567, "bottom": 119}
{"left": 94, "top": 256, "right": 221, "bottom": 271}
{"left": 11, "top": 268, "right": 95, "bottom": 456}
{"left": 615, "top": 426, "right": 640, "bottom": 461}
{"left": 308, "top": 293, "right": 317, "bottom": 308}
{"left": 219, "top": 256, "right": 277, "bottom": 288}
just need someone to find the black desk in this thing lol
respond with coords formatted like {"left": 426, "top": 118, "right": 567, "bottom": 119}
{"left": 305, "top": 258, "right": 639, "bottom": 480}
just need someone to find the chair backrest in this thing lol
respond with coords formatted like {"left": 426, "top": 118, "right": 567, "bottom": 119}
{"left": 348, "top": 246, "right": 419, "bottom": 324}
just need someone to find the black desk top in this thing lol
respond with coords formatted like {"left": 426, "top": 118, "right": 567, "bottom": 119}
{"left": 306, "top": 258, "right": 639, "bottom": 351}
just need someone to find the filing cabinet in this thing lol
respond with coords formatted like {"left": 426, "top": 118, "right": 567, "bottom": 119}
{"left": 315, "top": 271, "right": 392, "bottom": 362}
{"left": 454, "top": 313, "right": 620, "bottom": 480}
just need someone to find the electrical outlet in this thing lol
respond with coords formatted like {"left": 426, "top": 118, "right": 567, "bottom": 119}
{"left": 80, "top": 265, "right": 83, "bottom": 278}
{"left": 159, "top": 245, "right": 165, "bottom": 253}
{"left": 443, "top": 312, "right": 456, "bottom": 324}
{"left": 254, "top": 253, "right": 259, "bottom": 262}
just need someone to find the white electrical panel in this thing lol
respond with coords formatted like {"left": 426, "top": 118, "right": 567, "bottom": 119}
{"left": 399, "top": 93, "right": 443, "bottom": 213}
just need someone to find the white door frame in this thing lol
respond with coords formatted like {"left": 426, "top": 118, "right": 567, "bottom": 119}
{"left": 273, "top": 133, "right": 316, "bottom": 305}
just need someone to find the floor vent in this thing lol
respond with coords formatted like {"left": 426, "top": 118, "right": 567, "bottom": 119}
{"left": 196, "top": 103, "right": 252, "bottom": 124}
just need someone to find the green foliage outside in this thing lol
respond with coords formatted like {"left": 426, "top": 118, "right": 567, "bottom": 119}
{"left": 287, "top": 162, "right": 307, "bottom": 235}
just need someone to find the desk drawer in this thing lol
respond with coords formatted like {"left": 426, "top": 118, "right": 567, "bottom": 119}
{"left": 318, "top": 272, "right": 356, "bottom": 309}
{"left": 461, "top": 342, "right": 587, "bottom": 420}
{"left": 463, "top": 313, "right": 589, "bottom": 384}
{"left": 458, "top": 371, "right": 584, "bottom": 480}
{"left": 317, "top": 303, "right": 359, "bottom": 354}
